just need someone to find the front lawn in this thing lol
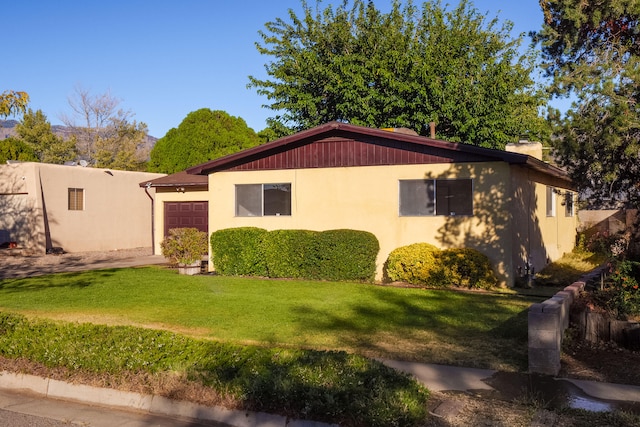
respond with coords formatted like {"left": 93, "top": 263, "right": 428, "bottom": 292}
{"left": 0, "top": 266, "right": 539, "bottom": 371}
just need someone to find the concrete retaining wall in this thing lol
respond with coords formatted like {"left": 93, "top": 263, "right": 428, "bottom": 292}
{"left": 528, "top": 281, "right": 585, "bottom": 375}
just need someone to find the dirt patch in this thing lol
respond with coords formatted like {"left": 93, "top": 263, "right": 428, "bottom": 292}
{"left": 560, "top": 328, "right": 640, "bottom": 386}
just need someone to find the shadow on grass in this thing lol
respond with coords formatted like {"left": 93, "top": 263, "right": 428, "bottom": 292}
{"left": 0, "top": 269, "right": 118, "bottom": 292}
{"left": 289, "top": 287, "right": 532, "bottom": 370}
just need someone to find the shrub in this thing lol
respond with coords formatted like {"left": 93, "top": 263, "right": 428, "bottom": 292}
{"left": 160, "top": 227, "right": 208, "bottom": 265}
{"left": 262, "top": 229, "right": 317, "bottom": 279}
{"left": 210, "top": 227, "right": 268, "bottom": 276}
{"left": 385, "top": 243, "right": 440, "bottom": 285}
{"left": 314, "top": 229, "right": 379, "bottom": 281}
{"left": 211, "top": 228, "right": 379, "bottom": 282}
{"left": 600, "top": 260, "right": 640, "bottom": 319}
{"left": 435, "top": 248, "right": 497, "bottom": 289}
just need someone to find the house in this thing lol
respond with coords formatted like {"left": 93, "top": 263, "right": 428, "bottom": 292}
{"left": 142, "top": 122, "right": 578, "bottom": 286}
{"left": 0, "top": 162, "right": 165, "bottom": 254}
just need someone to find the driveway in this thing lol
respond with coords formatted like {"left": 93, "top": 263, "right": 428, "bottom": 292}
{"left": 0, "top": 248, "right": 166, "bottom": 280}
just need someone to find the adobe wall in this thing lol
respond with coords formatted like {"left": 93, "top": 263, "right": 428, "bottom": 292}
{"left": 0, "top": 162, "right": 164, "bottom": 254}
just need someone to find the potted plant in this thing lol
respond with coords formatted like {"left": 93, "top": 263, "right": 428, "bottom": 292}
{"left": 160, "top": 228, "right": 208, "bottom": 275}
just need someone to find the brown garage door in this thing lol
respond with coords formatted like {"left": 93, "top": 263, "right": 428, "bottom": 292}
{"left": 164, "top": 202, "right": 208, "bottom": 237}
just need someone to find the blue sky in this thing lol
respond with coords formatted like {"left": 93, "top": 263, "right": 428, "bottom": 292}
{"left": 2, "top": 1, "right": 546, "bottom": 138}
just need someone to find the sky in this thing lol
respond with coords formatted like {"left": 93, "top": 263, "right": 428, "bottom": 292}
{"left": 2, "top": 1, "right": 547, "bottom": 139}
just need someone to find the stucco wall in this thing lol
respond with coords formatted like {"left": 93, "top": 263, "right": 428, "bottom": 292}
{"left": 0, "top": 162, "right": 164, "bottom": 254}
{"left": 207, "top": 162, "right": 516, "bottom": 284}
{"left": 0, "top": 163, "right": 46, "bottom": 253}
{"left": 509, "top": 165, "right": 578, "bottom": 280}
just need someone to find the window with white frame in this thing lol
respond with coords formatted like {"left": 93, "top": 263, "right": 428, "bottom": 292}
{"left": 399, "top": 179, "right": 473, "bottom": 216}
{"left": 68, "top": 188, "right": 84, "bottom": 211}
{"left": 546, "top": 186, "right": 556, "bottom": 217}
{"left": 564, "top": 191, "right": 574, "bottom": 217}
{"left": 235, "top": 183, "right": 291, "bottom": 217}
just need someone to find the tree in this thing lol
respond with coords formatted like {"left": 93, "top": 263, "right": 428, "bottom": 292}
{"left": 14, "top": 109, "right": 76, "bottom": 164}
{"left": 61, "top": 86, "right": 149, "bottom": 170}
{"left": 248, "top": 0, "right": 547, "bottom": 149}
{"left": 0, "top": 90, "right": 29, "bottom": 117}
{"left": 536, "top": 0, "right": 640, "bottom": 209}
{"left": 0, "top": 138, "right": 38, "bottom": 164}
{"left": 148, "top": 109, "right": 262, "bottom": 174}
{"left": 94, "top": 117, "right": 148, "bottom": 171}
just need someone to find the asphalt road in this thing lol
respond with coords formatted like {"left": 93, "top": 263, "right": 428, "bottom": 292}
{"left": 0, "top": 389, "right": 226, "bottom": 427}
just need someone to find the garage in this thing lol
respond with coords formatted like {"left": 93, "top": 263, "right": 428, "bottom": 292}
{"left": 164, "top": 201, "right": 208, "bottom": 237}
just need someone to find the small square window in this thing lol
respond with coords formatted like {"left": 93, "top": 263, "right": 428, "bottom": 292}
{"left": 68, "top": 188, "right": 84, "bottom": 211}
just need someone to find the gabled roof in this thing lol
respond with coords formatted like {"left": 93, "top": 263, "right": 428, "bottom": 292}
{"left": 184, "top": 121, "right": 571, "bottom": 185}
{"left": 139, "top": 170, "right": 208, "bottom": 188}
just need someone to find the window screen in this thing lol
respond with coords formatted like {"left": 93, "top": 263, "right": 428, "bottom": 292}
{"left": 546, "top": 186, "right": 556, "bottom": 217}
{"left": 399, "top": 179, "right": 435, "bottom": 216}
{"left": 68, "top": 188, "right": 84, "bottom": 211}
{"left": 565, "top": 191, "right": 574, "bottom": 217}
{"left": 236, "top": 184, "right": 262, "bottom": 216}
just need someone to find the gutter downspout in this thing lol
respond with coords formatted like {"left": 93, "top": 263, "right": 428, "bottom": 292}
{"left": 144, "top": 183, "right": 155, "bottom": 254}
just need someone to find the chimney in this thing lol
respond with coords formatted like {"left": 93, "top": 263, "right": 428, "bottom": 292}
{"left": 505, "top": 139, "right": 543, "bottom": 160}
{"left": 429, "top": 122, "right": 436, "bottom": 139}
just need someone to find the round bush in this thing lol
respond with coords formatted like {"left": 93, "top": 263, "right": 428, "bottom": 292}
{"left": 385, "top": 243, "right": 440, "bottom": 285}
{"left": 437, "top": 248, "right": 497, "bottom": 289}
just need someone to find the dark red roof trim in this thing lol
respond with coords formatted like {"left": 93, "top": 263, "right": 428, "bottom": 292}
{"left": 185, "top": 121, "right": 570, "bottom": 184}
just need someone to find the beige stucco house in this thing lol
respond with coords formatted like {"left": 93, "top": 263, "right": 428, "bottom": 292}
{"left": 142, "top": 122, "right": 578, "bottom": 286}
{"left": 0, "top": 162, "right": 164, "bottom": 254}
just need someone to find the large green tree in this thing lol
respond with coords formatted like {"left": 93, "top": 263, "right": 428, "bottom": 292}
{"left": 148, "top": 109, "right": 262, "bottom": 174}
{"left": 536, "top": 0, "right": 640, "bottom": 208}
{"left": 249, "top": 0, "right": 547, "bottom": 149}
{"left": 14, "top": 109, "right": 77, "bottom": 164}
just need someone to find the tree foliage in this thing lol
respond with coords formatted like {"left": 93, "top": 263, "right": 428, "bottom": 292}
{"left": 249, "top": 0, "right": 547, "bottom": 149}
{"left": 536, "top": 0, "right": 640, "bottom": 208}
{"left": 14, "top": 109, "right": 77, "bottom": 164}
{"left": 148, "top": 109, "right": 262, "bottom": 174}
{"left": 61, "top": 86, "right": 149, "bottom": 170}
{"left": 0, "top": 90, "right": 29, "bottom": 118}
{"left": 0, "top": 138, "right": 38, "bottom": 164}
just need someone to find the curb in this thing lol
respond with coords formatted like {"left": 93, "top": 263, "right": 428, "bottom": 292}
{"left": 0, "top": 371, "right": 337, "bottom": 427}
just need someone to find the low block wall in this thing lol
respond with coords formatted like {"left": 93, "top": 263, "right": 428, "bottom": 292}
{"left": 528, "top": 281, "right": 585, "bottom": 375}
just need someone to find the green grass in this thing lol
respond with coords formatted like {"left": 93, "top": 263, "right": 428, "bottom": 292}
{"left": 0, "top": 266, "right": 539, "bottom": 371}
{"left": 535, "top": 250, "right": 607, "bottom": 287}
{"left": 0, "top": 312, "right": 429, "bottom": 427}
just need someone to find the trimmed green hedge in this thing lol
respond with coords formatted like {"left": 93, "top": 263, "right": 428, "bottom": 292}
{"left": 0, "top": 312, "right": 429, "bottom": 427}
{"left": 210, "top": 227, "right": 268, "bottom": 276}
{"left": 210, "top": 228, "right": 379, "bottom": 282}
{"left": 385, "top": 244, "right": 497, "bottom": 289}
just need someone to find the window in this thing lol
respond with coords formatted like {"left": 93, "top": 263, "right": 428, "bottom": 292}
{"left": 235, "top": 183, "right": 291, "bottom": 217}
{"left": 68, "top": 188, "right": 84, "bottom": 211}
{"left": 565, "top": 191, "right": 574, "bottom": 217}
{"left": 546, "top": 186, "right": 556, "bottom": 217}
{"left": 435, "top": 179, "right": 473, "bottom": 216}
{"left": 399, "top": 179, "right": 472, "bottom": 216}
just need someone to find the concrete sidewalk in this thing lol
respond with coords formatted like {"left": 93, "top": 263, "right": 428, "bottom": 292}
{"left": 3, "top": 361, "right": 640, "bottom": 427}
